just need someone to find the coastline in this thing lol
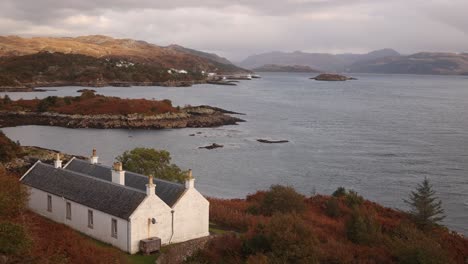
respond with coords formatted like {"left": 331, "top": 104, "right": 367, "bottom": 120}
{"left": 0, "top": 79, "right": 208, "bottom": 92}
{"left": 0, "top": 106, "right": 245, "bottom": 129}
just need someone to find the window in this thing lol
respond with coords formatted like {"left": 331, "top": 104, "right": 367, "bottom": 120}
{"left": 66, "top": 202, "right": 71, "bottom": 220}
{"left": 47, "top": 195, "right": 52, "bottom": 212}
{"left": 88, "top": 210, "right": 93, "bottom": 229}
{"left": 111, "top": 219, "right": 118, "bottom": 238}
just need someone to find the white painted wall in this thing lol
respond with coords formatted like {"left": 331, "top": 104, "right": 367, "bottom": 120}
{"left": 171, "top": 188, "right": 210, "bottom": 243}
{"left": 128, "top": 194, "right": 172, "bottom": 254}
{"left": 27, "top": 187, "right": 129, "bottom": 252}
{"left": 25, "top": 181, "right": 210, "bottom": 254}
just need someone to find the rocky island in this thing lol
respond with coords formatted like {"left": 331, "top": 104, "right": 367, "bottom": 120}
{"left": 311, "top": 73, "right": 357, "bottom": 81}
{"left": 0, "top": 91, "right": 244, "bottom": 129}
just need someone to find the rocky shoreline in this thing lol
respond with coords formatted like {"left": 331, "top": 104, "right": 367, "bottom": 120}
{"left": 0, "top": 106, "right": 244, "bottom": 129}
{"left": 3, "top": 146, "right": 86, "bottom": 174}
{"left": 0, "top": 80, "right": 207, "bottom": 92}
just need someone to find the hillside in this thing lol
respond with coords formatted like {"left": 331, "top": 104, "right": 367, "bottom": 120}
{"left": 239, "top": 49, "right": 400, "bottom": 72}
{"left": 167, "top": 44, "right": 233, "bottom": 65}
{"left": 166, "top": 44, "right": 249, "bottom": 74}
{"left": 0, "top": 51, "right": 205, "bottom": 89}
{"left": 349, "top": 52, "right": 468, "bottom": 75}
{"left": 0, "top": 35, "right": 246, "bottom": 72}
{"left": 252, "top": 64, "right": 321, "bottom": 73}
{"left": 190, "top": 186, "right": 468, "bottom": 264}
{"left": 0, "top": 35, "right": 247, "bottom": 90}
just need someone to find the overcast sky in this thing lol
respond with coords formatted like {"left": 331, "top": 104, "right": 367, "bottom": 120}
{"left": 0, "top": 0, "right": 467, "bottom": 60}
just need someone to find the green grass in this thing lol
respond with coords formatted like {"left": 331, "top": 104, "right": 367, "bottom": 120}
{"left": 77, "top": 232, "right": 115, "bottom": 248}
{"left": 209, "top": 222, "right": 229, "bottom": 235}
{"left": 77, "top": 232, "right": 159, "bottom": 264}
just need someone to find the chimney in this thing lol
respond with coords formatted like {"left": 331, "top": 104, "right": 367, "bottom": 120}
{"left": 90, "top": 148, "right": 99, "bottom": 164}
{"left": 54, "top": 153, "right": 62, "bottom": 169}
{"left": 111, "top": 162, "right": 125, "bottom": 185}
{"left": 146, "top": 175, "right": 156, "bottom": 196}
{"left": 185, "top": 169, "right": 195, "bottom": 189}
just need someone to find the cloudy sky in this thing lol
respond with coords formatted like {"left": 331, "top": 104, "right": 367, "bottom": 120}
{"left": 0, "top": 0, "right": 467, "bottom": 60}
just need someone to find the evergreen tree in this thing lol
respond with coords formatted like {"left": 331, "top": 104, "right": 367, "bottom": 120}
{"left": 404, "top": 178, "right": 445, "bottom": 229}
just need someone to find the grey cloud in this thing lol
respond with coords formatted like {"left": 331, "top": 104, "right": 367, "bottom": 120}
{"left": 0, "top": 0, "right": 467, "bottom": 60}
{"left": 0, "top": 0, "right": 368, "bottom": 23}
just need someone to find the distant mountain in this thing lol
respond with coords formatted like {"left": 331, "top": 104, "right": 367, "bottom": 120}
{"left": 349, "top": 52, "right": 468, "bottom": 75}
{"left": 167, "top": 44, "right": 233, "bottom": 65}
{"left": 166, "top": 44, "right": 249, "bottom": 74}
{"left": 239, "top": 49, "right": 400, "bottom": 72}
{"left": 0, "top": 35, "right": 247, "bottom": 74}
{"left": 252, "top": 64, "right": 321, "bottom": 73}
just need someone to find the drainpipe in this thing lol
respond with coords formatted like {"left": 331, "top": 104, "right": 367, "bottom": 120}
{"left": 169, "top": 210, "right": 175, "bottom": 243}
{"left": 127, "top": 218, "right": 131, "bottom": 253}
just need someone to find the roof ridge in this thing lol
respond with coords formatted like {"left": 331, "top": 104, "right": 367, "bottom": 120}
{"left": 71, "top": 158, "right": 185, "bottom": 187}
{"left": 37, "top": 162, "right": 146, "bottom": 194}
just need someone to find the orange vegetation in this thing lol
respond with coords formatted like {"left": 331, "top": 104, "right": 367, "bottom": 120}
{"left": 19, "top": 211, "right": 127, "bottom": 264}
{"left": 0, "top": 92, "right": 178, "bottom": 115}
{"left": 205, "top": 188, "right": 468, "bottom": 264}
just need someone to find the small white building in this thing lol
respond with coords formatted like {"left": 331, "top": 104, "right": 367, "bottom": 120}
{"left": 20, "top": 151, "right": 209, "bottom": 254}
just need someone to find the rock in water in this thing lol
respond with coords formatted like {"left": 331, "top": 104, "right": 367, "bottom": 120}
{"left": 199, "top": 143, "right": 224, "bottom": 149}
{"left": 311, "top": 73, "right": 356, "bottom": 81}
{"left": 257, "top": 139, "right": 289, "bottom": 144}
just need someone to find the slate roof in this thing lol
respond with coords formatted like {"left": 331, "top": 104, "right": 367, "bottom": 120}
{"left": 65, "top": 158, "right": 186, "bottom": 207}
{"left": 21, "top": 162, "right": 146, "bottom": 219}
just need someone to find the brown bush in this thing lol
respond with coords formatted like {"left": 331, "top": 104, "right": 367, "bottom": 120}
{"left": 186, "top": 233, "right": 242, "bottom": 264}
{"left": 0, "top": 166, "right": 28, "bottom": 219}
{"left": 263, "top": 213, "right": 319, "bottom": 264}
{"left": 0, "top": 131, "right": 22, "bottom": 162}
{"left": 0, "top": 94, "right": 178, "bottom": 115}
{"left": 248, "top": 185, "right": 306, "bottom": 216}
{"left": 208, "top": 198, "right": 267, "bottom": 231}
{"left": 387, "top": 224, "right": 454, "bottom": 264}
{"left": 202, "top": 190, "right": 468, "bottom": 264}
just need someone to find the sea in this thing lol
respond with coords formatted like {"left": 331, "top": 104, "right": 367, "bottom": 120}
{"left": 1, "top": 72, "right": 467, "bottom": 235}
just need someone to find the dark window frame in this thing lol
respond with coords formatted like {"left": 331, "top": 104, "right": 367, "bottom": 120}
{"left": 66, "top": 202, "right": 71, "bottom": 220}
{"left": 111, "top": 218, "right": 117, "bottom": 238}
{"left": 88, "top": 210, "right": 94, "bottom": 229}
{"left": 47, "top": 195, "right": 52, "bottom": 212}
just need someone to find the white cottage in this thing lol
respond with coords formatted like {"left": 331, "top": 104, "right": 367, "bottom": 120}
{"left": 20, "top": 151, "right": 209, "bottom": 254}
